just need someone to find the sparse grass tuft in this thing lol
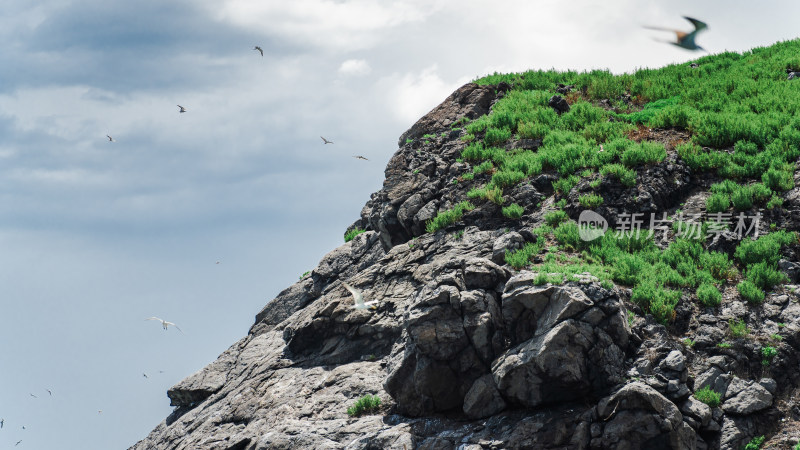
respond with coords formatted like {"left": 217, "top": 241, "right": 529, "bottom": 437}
{"left": 426, "top": 201, "right": 475, "bottom": 233}
{"left": 344, "top": 227, "right": 366, "bottom": 242}
{"left": 694, "top": 386, "right": 721, "bottom": 408}
{"left": 347, "top": 395, "right": 382, "bottom": 417}
{"left": 502, "top": 203, "right": 524, "bottom": 219}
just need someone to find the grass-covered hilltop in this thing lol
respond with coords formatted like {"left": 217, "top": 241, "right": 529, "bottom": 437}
{"left": 135, "top": 39, "right": 800, "bottom": 450}
{"left": 422, "top": 38, "right": 800, "bottom": 327}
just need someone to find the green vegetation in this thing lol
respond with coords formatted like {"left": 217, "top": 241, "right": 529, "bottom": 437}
{"left": 697, "top": 283, "right": 722, "bottom": 307}
{"left": 425, "top": 201, "right": 475, "bottom": 233}
{"left": 694, "top": 386, "right": 721, "bottom": 408}
{"left": 717, "top": 342, "right": 732, "bottom": 349}
{"left": 761, "top": 346, "right": 777, "bottom": 366}
{"left": 299, "top": 271, "right": 310, "bottom": 280}
{"left": 744, "top": 436, "right": 765, "bottom": 450}
{"left": 346, "top": 395, "right": 382, "bottom": 417}
{"left": 505, "top": 236, "right": 546, "bottom": 270}
{"left": 794, "top": 440, "right": 800, "bottom": 450}
{"left": 682, "top": 337, "right": 696, "bottom": 348}
{"left": 729, "top": 318, "right": 749, "bottom": 338}
{"left": 502, "top": 203, "right": 524, "bottom": 219}
{"left": 579, "top": 193, "right": 604, "bottom": 208}
{"left": 344, "top": 227, "right": 366, "bottom": 242}
{"left": 737, "top": 280, "right": 765, "bottom": 304}
{"left": 544, "top": 210, "right": 569, "bottom": 227}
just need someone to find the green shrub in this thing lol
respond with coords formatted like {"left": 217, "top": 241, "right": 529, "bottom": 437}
{"left": 743, "top": 436, "right": 765, "bottom": 450}
{"left": 485, "top": 185, "right": 504, "bottom": 205}
{"left": 767, "top": 195, "right": 784, "bottom": 209}
{"left": 347, "top": 395, "right": 382, "bottom": 417}
{"left": 706, "top": 192, "right": 730, "bottom": 213}
{"left": 710, "top": 179, "right": 739, "bottom": 195}
{"left": 749, "top": 183, "right": 773, "bottom": 204}
{"left": 600, "top": 163, "right": 636, "bottom": 187}
{"left": 621, "top": 141, "right": 666, "bottom": 167}
{"left": 492, "top": 169, "right": 526, "bottom": 188}
{"left": 737, "top": 280, "right": 765, "bottom": 304}
{"left": 735, "top": 231, "right": 796, "bottom": 266}
{"left": 544, "top": 210, "right": 569, "bottom": 227}
{"left": 426, "top": 201, "right": 475, "bottom": 233}
{"left": 731, "top": 186, "right": 753, "bottom": 210}
{"left": 699, "top": 251, "right": 735, "bottom": 280}
{"left": 473, "top": 160, "right": 494, "bottom": 174}
{"left": 728, "top": 318, "right": 749, "bottom": 338}
{"left": 697, "top": 283, "right": 722, "bottom": 307}
{"left": 794, "top": 440, "right": 800, "bottom": 450}
{"left": 579, "top": 193, "right": 604, "bottom": 208}
{"left": 763, "top": 167, "right": 794, "bottom": 191}
{"left": 344, "top": 227, "right": 366, "bottom": 242}
{"left": 693, "top": 386, "right": 721, "bottom": 408}
{"left": 745, "top": 261, "right": 788, "bottom": 290}
{"left": 631, "top": 281, "right": 680, "bottom": 325}
{"left": 761, "top": 346, "right": 777, "bottom": 366}
{"left": 502, "top": 203, "right": 524, "bottom": 219}
{"left": 553, "top": 175, "right": 581, "bottom": 195}
{"left": 554, "top": 221, "right": 581, "bottom": 250}
{"left": 484, "top": 127, "right": 512, "bottom": 146}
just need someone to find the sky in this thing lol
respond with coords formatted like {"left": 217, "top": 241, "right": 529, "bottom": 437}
{"left": 1, "top": 1, "right": 798, "bottom": 448}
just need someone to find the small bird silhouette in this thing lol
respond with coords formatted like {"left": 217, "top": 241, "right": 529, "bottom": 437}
{"left": 0, "top": 418, "right": 3, "bottom": 428}
{"left": 644, "top": 16, "right": 708, "bottom": 51}
{"left": 253, "top": 46, "right": 263, "bottom": 57}
{"left": 352, "top": 155, "right": 369, "bottom": 161}
{"left": 341, "top": 282, "right": 378, "bottom": 310}
{"left": 46, "top": 389, "right": 52, "bottom": 396}
{"left": 145, "top": 317, "right": 184, "bottom": 333}
{"left": 143, "top": 373, "right": 149, "bottom": 379}
{"left": 177, "top": 105, "right": 187, "bottom": 113}
{"left": 320, "top": 136, "right": 334, "bottom": 144}
{"left": 106, "top": 135, "right": 115, "bottom": 142}
{"left": 15, "top": 440, "right": 21, "bottom": 446}
{"left": 29, "top": 393, "right": 37, "bottom": 399}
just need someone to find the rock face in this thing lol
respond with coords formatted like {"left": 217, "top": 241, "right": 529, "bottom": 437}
{"left": 131, "top": 82, "right": 800, "bottom": 450}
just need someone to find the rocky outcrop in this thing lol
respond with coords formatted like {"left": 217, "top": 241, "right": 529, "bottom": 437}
{"left": 131, "top": 81, "right": 800, "bottom": 450}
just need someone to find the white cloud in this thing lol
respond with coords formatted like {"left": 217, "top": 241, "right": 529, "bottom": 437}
{"left": 338, "top": 59, "right": 372, "bottom": 76}
{"left": 211, "top": 0, "right": 446, "bottom": 51}
{"left": 380, "top": 65, "right": 470, "bottom": 124}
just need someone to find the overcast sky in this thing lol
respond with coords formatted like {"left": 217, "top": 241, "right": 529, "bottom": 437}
{"left": 1, "top": 1, "right": 798, "bottom": 448}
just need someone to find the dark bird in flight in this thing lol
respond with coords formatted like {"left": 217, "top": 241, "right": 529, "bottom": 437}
{"left": 29, "top": 393, "right": 37, "bottom": 399}
{"left": 15, "top": 440, "right": 21, "bottom": 446}
{"left": 644, "top": 16, "right": 708, "bottom": 51}
{"left": 107, "top": 135, "right": 115, "bottom": 142}
{"left": 352, "top": 155, "right": 369, "bottom": 161}
{"left": 0, "top": 418, "right": 3, "bottom": 428}
{"left": 254, "top": 46, "right": 263, "bottom": 57}
{"left": 143, "top": 373, "right": 149, "bottom": 379}
{"left": 177, "top": 105, "right": 187, "bottom": 113}
{"left": 320, "top": 136, "right": 333, "bottom": 144}
{"left": 46, "top": 389, "right": 52, "bottom": 396}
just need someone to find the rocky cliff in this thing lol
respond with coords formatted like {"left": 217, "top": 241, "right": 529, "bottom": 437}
{"left": 132, "top": 59, "right": 800, "bottom": 450}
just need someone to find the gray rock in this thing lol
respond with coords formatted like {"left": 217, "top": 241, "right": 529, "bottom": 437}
{"left": 662, "top": 350, "right": 686, "bottom": 372}
{"left": 723, "top": 377, "right": 773, "bottom": 415}
{"left": 597, "top": 382, "right": 696, "bottom": 449}
{"left": 462, "top": 375, "right": 506, "bottom": 419}
{"left": 548, "top": 94, "right": 570, "bottom": 114}
{"left": 758, "top": 377, "right": 777, "bottom": 394}
{"left": 491, "top": 232, "right": 523, "bottom": 265}
{"left": 681, "top": 397, "right": 712, "bottom": 427}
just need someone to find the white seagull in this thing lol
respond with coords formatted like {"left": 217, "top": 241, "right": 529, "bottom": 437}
{"left": 106, "top": 135, "right": 115, "bottom": 142}
{"left": 177, "top": 105, "right": 187, "bottom": 113}
{"left": 254, "top": 46, "right": 264, "bottom": 56}
{"left": 145, "top": 317, "right": 184, "bottom": 333}
{"left": 341, "top": 282, "right": 378, "bottom": 310}
{"left": 320, "top": 136, "right": 334, "bottom": 144}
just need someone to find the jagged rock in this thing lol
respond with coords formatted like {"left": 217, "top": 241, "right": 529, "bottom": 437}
{"left": 779, "top": 258, "right": 800, "bottom": 282}
{"left": 462, "top": 374, "right": 506, "bottom": 419}
{"left": 662, "top": 350, "right": 686, "bottom": 372}
{"left": 597, "top": 382, "right": 696, "bottom": 449}
{"left": 722, "top": 377, "right": 773, "bottom": 415}
{"left": 548, "top": 94, "right": 570, "bottom": 114}
{"left": 719, "top": 415, "right": 759, "bottom": 450}
{"left": 681, "top": 397, "right": 712, "bottom": 427}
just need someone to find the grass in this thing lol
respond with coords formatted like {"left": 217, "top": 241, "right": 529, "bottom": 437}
{"left": 729, "top": 318, "right": 749, "bottom": 338}
{"left": 694, "top": 386, "right": 721, "bottom": 408}
{"left": 344, "top": 227, "right": 366, "bottom": 242}
{"left": 744, "top": 436, "right": 765, "bottom": 450}
{"left": 579, "top": 193, "right": 604, "bottom": 208}
{"left": 346, "top": 395, "right": 382, "bottom": 417}
{"left": 697, "top": 283, "right": 722, "bottom": 307}
{"left": 761, "top": 346, "right": 777, "bottom": 366}
{"left": 502, "top": 203, "right": 524, "bottom": 219}
{"left": 425, "top": 201, "right": 475, "bottom": 233}
{"left": 544, "top": 210, "right": 569, "bottom": 227}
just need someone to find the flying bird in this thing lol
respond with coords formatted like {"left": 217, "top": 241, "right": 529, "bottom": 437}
{"left": 145, "top": 317, "right": 184, "bottom": 333}
{"left": 320, "top": 136, "right": 333, "bottom": 144}
{"left": 352, "top": 155, "right": 369, "bottom": 161}
{"left": 0, "top": 418, "right": 3, "bottom": 428}
{"left": 253, "top": 46, "right": 263, "bottom": 56}
{"left": 177, "top": 105, "right": 187, "bottom": 113}
{"left": 106, "top": 135, "right": 115, "bottom": 142}
{"left": 143, "top": 373, "right": 149, "bottom": 379}
{"left": 341, "top": 282, "right": 378, "bottom": 310}
{"left": 46, "top": 389, "right": 52, "bottom": 396}
{"left": 644, "top": 16, "right": 708, "bottom": 51}
{"left": 15, "top": 440, "right": 21, "bottom": 446}
{"left": 29, "top": 393, "right": 37, "bottom": 399}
